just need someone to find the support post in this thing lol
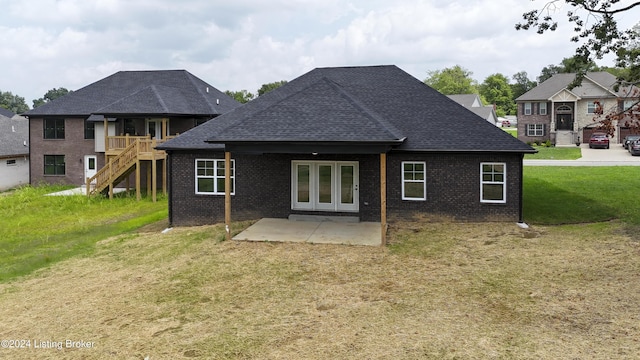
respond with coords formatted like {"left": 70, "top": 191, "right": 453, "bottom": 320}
{"left": 162, "top": 158, "right": 167, "bottom": 196}
{"left": 225, "top": 151, "right": 232, "bottom": 241}
{"left": 104, "top": 118, "right": 108, "bottom": 152}
{"left": 151, "top": 142, "right": 157, "bottom": 203}
{"left": 380, "top": 153, "right": 387, "bottom": 246}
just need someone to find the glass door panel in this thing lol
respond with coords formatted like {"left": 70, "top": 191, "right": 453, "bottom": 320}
{"left": 316, "top": 164, "right": 334, "bottom": 210}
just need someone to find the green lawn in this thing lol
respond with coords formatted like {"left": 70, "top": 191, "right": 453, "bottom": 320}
{"left": 2, "top": 167, "right": 639, "bottom": 282}
{"left": 524, "top": 166, "right": 640, "bottom": 225}
{"left": 0, "top": 185, "right": 167, "bottom": 282}
{"left": 501, "top": 128, "right": 517, "bottom": 137}
{"left": 524, "top": 146, "right": 582, "bottom": 160}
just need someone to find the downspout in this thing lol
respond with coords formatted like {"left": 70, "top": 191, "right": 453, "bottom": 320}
{"left": 166, "top": 150, "right": 173, "bottom": 227}
{"left": 518, "top": 153, "right": 527, "bottom": 227}
{"left": 27, "top": 116, "right": 32, "bottom": 185}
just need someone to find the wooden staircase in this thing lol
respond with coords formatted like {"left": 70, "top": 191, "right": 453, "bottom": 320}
{"left": 86, "top": 136, "right": 172, "bottom": 199}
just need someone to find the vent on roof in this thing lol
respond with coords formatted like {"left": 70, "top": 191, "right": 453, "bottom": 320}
{"left": 206, "top": 87, "right": 209, "bottom": 93}
{"left": 12, "top": 125, "right": 15, "bottom": 132}
{"left": 216, "top": 99, "right": 219, "bottom": 105}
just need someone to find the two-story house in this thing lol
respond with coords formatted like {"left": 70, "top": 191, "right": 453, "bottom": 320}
{"left": 23, "top": 70, "right": 241, "bottom": 199}
{"left": 516, "top": 72, "right": 637, "bottom": 145}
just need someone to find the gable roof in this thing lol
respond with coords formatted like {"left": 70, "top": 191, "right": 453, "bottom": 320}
{"left": 23, "top": 70, "right": 240, "bottom": 118}
{"left": 516, "top": 72, "right": 628, "bottom": 101}
{"left": 0, "top": 107, "right": 15, "bottom": 118}
{"left": 447, "top": 94, "right": 498, "bottom": 123}
{"left": 0, "top": 115, "right": 29, "bottom": 157}
{"left": 160, "top": 65, "right": 534, "bottom": 154}
{"left": 447, "top": 94, "right": 482, "bottom": 108}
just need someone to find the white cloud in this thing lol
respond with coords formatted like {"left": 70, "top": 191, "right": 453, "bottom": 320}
{"left": 1, "top": 0, "right": 638, "bottom": 105}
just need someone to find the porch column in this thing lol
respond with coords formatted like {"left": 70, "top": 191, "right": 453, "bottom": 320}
{"left": 104, "top": 118, "right": 109, "bottom": 153}
{"left": 151, "top": 140, "right": 157, "bottom": 203}
{"left": 225, "top": 151, "right": 232, "bottom": 241}
{"left": 380, "top": 153, "right": 387, "bottom": 246}
{"left": 162, "top": 118, "right": 168, "bottom": 139}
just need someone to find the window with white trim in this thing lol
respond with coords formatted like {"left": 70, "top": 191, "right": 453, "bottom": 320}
{"left": 480, "top": 163, "right": 506, "bottom": 203}
{"left": 195, "top": 159, "right": 235, "bottom": 195}
{"left": 587, "top": 101, "right": 597, "bottom": 114}
{"left": 538, "top": 102, "right": 547, "bottom": 115}
{"left": 524, "top": 102, "right": 532, "bottom": 115}
{"left": 526, "top": 124, "right": 544, "bottom": 136}
{"left": 402, "top": 161, "right": 426, "bottom": 200}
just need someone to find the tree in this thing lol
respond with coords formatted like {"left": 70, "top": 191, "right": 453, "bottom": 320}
{"left": 257, "top": 81, "right": 288, "bottom": 96}
{"left": 511, "top": 71, "right": 537, "bottom": 99}
{"left": 0, "top": 90, "right": 29, "bottom": 114}
{"left": 225, "top": 90, "right": 255, "bottom": 104}
{"left": 479, "top": 73, "right": 515, "bottom": 116}
{"left": 516, "top": 1, "right": 640, "bottom": 136}
{"left": 424, "top": 65, "right": 479, "bottom": 95}
{"left": 516, "top": 1, "right": 639, "bottom": 85}
{"left": 32, "top": 87, "right": 71, "bottom": 108}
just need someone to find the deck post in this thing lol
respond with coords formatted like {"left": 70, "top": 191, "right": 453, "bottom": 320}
{"left": 151, "top": 140, "right": 157, "bottom": 203}
{"left": 380, "top": 153, "right": 387, "bottom": 246}
{"left": 136, "top": 140, "right": 141, "bottom": 201}
{"left": 104, "top": 118, "right": 108, "bottom": 153}
{"left": 225, "top": 151, "right": 232, "bottom": 241}
{"left": 162, "top": 158, "right": 167, "bottom": 196}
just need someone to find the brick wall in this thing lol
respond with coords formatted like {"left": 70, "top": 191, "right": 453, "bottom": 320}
{"left": 30, "top": 117, "right": 99, "bottom": 185}
{"left": 168, "top": 151, "right": 523, "bottom": 226}
{"left": 516, "top": 102, "right": 552, "bottom": 144}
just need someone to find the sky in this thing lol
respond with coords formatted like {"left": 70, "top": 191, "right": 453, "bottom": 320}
{"left": 1, "top": 0, "right": 639, "bottom": 107}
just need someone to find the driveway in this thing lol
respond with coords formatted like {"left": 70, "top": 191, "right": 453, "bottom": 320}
{"left": 524, "top": 143, "right": 640, "bottom": 166}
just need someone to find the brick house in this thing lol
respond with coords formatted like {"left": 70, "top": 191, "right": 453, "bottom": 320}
{"left": 516, "top": 72, "right": 638, "bottom": 145}
{"left": 23, "top": 70, "right": 240, "bottom": 199}
{"left": 159, "top": 65, "right": 535, "bottom": 229}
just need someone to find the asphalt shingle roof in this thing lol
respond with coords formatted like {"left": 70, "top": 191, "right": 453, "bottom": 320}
{"left": 160, "top": 65, "right": 534, "bottom": 153}
{"left": 0, "top": 107, "right": 15, "bottom": 118}
{"left": 515, "top": 72, "right": 632, "bottom": 101}
{"left": 0, "top": 115, "right": 29, "bottom": 157}
{"left": 23, "top": 70, "right": 239, "bottom": 117}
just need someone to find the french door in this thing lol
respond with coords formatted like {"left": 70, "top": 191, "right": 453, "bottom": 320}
{"left": 292, "top": 161, "right": 359, "bottom": 212}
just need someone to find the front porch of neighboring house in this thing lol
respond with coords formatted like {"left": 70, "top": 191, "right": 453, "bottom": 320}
{"left": 86, "top": 117, "right": 175, "bottom": 201}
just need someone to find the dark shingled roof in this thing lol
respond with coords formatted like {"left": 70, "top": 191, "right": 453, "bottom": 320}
{"left": 160, "top": 65, "right": 535, "bottom": 153}
{"left": 23, "top": 70, "right": 240, "bottom": 117}
{"left": 0, "top": 107, "right": 15, "bottom": 118}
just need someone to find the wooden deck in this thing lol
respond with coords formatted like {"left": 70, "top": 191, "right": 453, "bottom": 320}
{"left": 86, "top": 135, "right": 175, "bottom": 201}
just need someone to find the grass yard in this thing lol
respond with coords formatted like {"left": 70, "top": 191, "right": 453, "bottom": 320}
{"left": 0, "top": 185, "right": 167, "bottom": 282}
{"left": 524, "top": 146, "right": 582, "bottom": 160}
{"left": 1, "top": 170, "right": 640, "bottom": 359}
{"left": 501, "top": 128, "right": 517, "bottom": 137}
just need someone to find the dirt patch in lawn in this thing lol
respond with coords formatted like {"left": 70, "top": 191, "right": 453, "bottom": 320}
{"left": 1, "top": 221, "right": 639, "bottom": 359}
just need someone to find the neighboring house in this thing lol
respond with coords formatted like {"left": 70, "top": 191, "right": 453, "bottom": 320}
{"left": 0, "top": 108, "right": 29, "bottom": 191}
{"left": 23, "top": 70, "right": 241, "bottom": 199}
{"left": 159, "top": 65, "right": 535, "bottom": 230}
{"left": 447, "top": 94, "right": 499, "bottom": 125}
{"left": 516, "top": 72, "right": 638, "bottom": 145}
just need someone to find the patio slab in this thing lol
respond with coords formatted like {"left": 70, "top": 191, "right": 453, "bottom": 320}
{"left": 233, "top": 218, "right": 382, "bottom": 246}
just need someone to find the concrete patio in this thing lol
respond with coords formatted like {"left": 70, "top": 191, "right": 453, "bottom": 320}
{"left": 233, "top": 218, "right": 382, "bottom": 246}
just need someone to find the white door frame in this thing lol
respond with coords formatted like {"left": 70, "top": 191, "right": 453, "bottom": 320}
{"left": 84, "top": 155, "right": 97, "bottom": 185}
{"left": 291, "top": 161, "right": 359, "bottom": 212}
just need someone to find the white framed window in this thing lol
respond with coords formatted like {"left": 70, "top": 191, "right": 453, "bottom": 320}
{"left": 524, "top": 102, "right": 532, "bottom": 115}
{"left": 538, "top": 102, "right": 547, "bottom": 115}
{"left": 402, "top": 161, "right": 426, "bottom": 200}
{"left": 195, "top": 159, "right": 235, "bottom": 195}
{"left": 526, "top": 124, "right": 544, "bottom": 137}
{"left": 587, "top": 101, "right": 597, "bottom": 114}
{"left": 480, "top": 163, "right": 506, "bottom": 204}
